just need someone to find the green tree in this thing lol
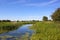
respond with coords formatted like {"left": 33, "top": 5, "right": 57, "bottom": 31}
{"left": 51, "top": 8, "right": 60, "bottom": 21}
{"left": 17, "top": 20, "right": 19, "bottom": 22}
{"left": 43, "top": 16, "right": 48, "bottom": 21}
{"left": 0, "top": 20, "right": 1, "bottom": 22}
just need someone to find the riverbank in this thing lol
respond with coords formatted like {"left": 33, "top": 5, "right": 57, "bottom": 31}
{"left": 30, "top": 21, "right": 60, "bottom": 40}
{"left": 0, "top": 22, "right": 21, "bottom": 34}
{"left": 0, "top": 21, "right": 36, "bottom": 34}
{"left": 0, "top": 24, "right": 33, "bottom": 40}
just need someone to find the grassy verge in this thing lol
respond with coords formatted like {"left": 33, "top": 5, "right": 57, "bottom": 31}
{"left": 0, "top": 22, "right": 28, "bottom": 34}
{"left": 30, "top": 21, "right": 60, "bottom": 40}
{"left": 0, "top": 21, "right": 36, "bottom": 34}
{"left": 0, "top": 22, "right": 19, "bottom": 34}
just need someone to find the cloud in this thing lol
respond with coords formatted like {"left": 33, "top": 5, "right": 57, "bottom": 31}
{"left": 25, "top": 0, "right": 58, "bottom": 6}
{"left": 19, "top": 16, "right": 41, "bottom": 20}
{"left": 0, "top": 0, "right": 58, "bottom": 6}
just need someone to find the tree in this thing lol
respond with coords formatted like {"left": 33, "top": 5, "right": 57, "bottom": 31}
{"left": 0, "top": 20, "right": 1, "bottom": 22}
{"left": 2, "top": 20, "right": 11, "bottom": 22}
{"left": 17, "top": 20, "right": 19, "bottom": 22}
{"left": 51, "top": 8, "right": 60, "bottom": 21}
{"left": 43, "top": 16, "right": 48, "bottom": 21}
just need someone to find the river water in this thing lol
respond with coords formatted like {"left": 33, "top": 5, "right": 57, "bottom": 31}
{"left": 0, "top": 24, "right": 34, "bottom": 40}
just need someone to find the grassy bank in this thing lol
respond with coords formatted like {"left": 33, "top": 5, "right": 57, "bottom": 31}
{"left": 0, "top": 22, "right": 28, "bottom": 34}
{"left": 0, "top": 22, "right": 20, "bottom": 34}
{"left": 0, "top": 21, "right": 36, "bottom": 34}
{"left": 30, "top": 21, "right": 60, "bottom": 40}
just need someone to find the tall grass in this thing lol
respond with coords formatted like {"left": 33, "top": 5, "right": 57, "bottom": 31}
{"left": 0, "top": 22, "right": 19, "bottom": 33}
{"left": 0, "top": 21, "right": 36, "bottom": 34}
{"left": 0, "top": 22, "right": 27, "bottom": 33}
{"left": 30, "top": 21, "right": 60, "bottom": 40}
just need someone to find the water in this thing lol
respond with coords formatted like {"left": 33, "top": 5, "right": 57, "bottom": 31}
{"left": 0, "top": 24, "right": 34, "bottom": 40}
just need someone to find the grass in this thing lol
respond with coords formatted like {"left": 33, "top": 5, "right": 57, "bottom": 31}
{"left": 0, "top": 22, "right": 27, "bottom": 34}
{"left": 0, "top": 21, "right": 36, "bottom": 40}
{"left": 0, "top": 21, "right": 36, "bottom": 34}
{"left": 30, "top": 21, "right": 60, "bottom": 40}
{"left": 0, "top": 22, "right": 19, "bottom": 33}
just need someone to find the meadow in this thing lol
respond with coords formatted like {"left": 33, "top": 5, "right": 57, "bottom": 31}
{"left": 30, "top": 21, "right": 60, "bottom": 40}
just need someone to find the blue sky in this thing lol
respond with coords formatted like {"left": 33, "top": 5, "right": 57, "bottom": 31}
{"left": 0, "top": 0, "right": 60, "bottom": 21}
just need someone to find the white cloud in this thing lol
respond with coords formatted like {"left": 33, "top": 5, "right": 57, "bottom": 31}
{"left": 19, "top": 16, "right": 41, "bottom": 21}
{"left": 0, "top": 0, "right": 58, "bottom": 6}
{"left": 25, "top": 0, "right": 58, "bottom": 6}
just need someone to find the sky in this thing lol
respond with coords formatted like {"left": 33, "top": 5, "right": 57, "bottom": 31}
{"left": 0, "top": 0, "right": 60, "bottom": 21}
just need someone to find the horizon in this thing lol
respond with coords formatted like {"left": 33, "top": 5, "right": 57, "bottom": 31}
{"left": 0, "top": 0, "right": 60, "bottom": 21}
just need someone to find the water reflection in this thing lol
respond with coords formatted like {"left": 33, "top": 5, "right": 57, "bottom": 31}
{"left": 0, "top": 24, "right": 34, "bottom": 40}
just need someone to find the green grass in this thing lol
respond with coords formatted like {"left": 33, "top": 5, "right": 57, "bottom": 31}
{"left": 0, "top": 21, "right": 36, "bottom": 34}
{"left": 30, "top": 21, "right": 60, "bottom": 40}
{"left": 0, "top": 22, "right": 19, "bottom": 33}
{"left": 0, "top": 22, "right": 28, "bottom": 34}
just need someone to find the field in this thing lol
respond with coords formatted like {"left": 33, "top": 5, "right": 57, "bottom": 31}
{"left": 30, "top": 21, "right": 60, "bottom": 40}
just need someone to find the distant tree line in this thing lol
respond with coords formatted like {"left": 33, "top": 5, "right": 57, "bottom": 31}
{"left": 0, "top": 20, "right": 11, "bottom": 22}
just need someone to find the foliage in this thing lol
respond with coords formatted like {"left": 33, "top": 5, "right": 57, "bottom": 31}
{"left": 0, "top": 20, "right": 11, "bottom": 22}
{"left": 0, "top": 22, "right": 18, "bottom": 33}
{"left": 51, "top": 8, "right": 60, "bottom": 21}
{"left": 43, "top": 16, "right": 48, "bottom": 21}
{"left": 30, "top": 22, "right": 60, "bottom": 40}
{"left": 0, "top": 21, "right": 37, "bottom": 34}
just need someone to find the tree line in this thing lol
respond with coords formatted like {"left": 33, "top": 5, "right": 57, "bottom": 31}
{"left": 0, "top": 20, "right": 11, "bottom": 22}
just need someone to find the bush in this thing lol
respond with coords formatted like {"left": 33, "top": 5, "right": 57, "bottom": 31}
{"left": 43, "top": 16, "right": 48, "bottom": 21}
